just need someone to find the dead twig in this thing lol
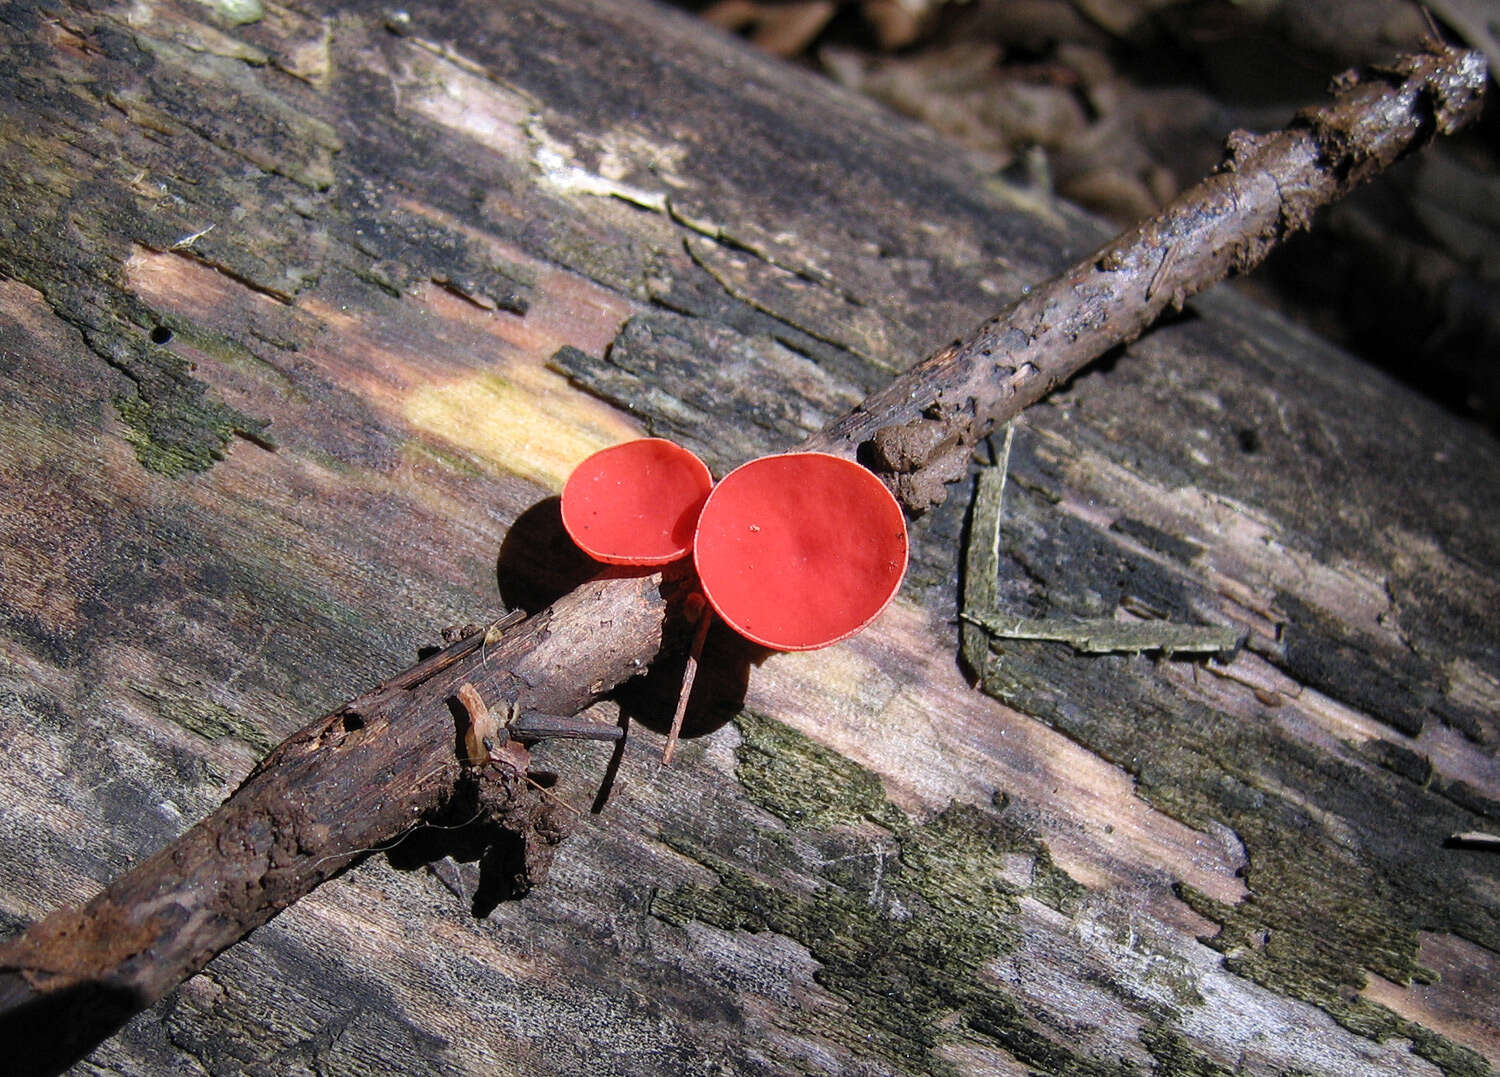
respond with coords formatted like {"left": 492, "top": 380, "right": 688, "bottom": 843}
{"left": 804, "top": 46, "right": 1488, "bottom": 513}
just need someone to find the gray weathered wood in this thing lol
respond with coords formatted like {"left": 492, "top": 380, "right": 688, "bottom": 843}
{"left": 0, "top": 0, "right": 1496, "bottom": 1073}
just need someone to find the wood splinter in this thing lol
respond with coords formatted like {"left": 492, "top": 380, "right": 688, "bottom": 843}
{"left": 457, "top": 684, "right": 622, "bottom": 772}
{"left": 1448, "top": 832, "right": 1500, "bottom": 851}
{"left": 458, "top": 682, "right": 504, "bottom": 767}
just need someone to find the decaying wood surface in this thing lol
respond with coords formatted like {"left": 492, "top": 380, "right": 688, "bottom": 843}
{"left": 0, "top": 1, "right": 1497, "bottom": 1074}
{"left": 0, "top": 23, "right": 1487, "bottom": 1067}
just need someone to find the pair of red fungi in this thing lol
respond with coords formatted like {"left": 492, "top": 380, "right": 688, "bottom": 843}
{"left": 560, "top": 438, "right": 909, "bottom": 652}
{"left": 560, "top": 438, "right": 908, "bottom": 761}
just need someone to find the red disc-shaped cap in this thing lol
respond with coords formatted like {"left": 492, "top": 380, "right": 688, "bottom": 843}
{"left": 693, "top": 453, "right": 907, "bottom": 650}
{"left": 561, "top": 439, "right": 713, "bottom": 565}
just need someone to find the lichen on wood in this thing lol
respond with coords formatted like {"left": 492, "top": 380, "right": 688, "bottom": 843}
{"left": 657, "top": 712, "right": 1110, "bottom": 1077}
{"left": 944, "top": 400, "right": 1496, "bottom": 1075}
{"left": 0, "top": 0, "right": 535, "bottom": 475}
{"left": 657, "top": 711, "right": 1413, "bottom": 1076}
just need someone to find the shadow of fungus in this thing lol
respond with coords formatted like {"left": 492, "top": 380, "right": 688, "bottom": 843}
{"left": 496, "top": 496, "right": 599, "bottom": 614}
{"left": 615, "top": 618, "right": 759, "bottom": 746}
{"left": 386, "top": 767, "right": 574, "bottom": 917}
{"left": 380, "top": 691, "right": 580, "bottom": 916}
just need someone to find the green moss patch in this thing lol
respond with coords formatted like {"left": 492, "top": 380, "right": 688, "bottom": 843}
{"left": 965, "top": 452, "right": 1498, "bottom": 1077}
{"left": 655, "top": 711, "right": 1238, "bottom": 1076}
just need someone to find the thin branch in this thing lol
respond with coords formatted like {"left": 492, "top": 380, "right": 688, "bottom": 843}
{"left": 0, "top": 578, "right": 693, "bottom": 1075}
{"left": 0, "top": 44, "right": 1485, "bottom": 1077}
{"left": 803, "top": 46, "right": 1489, "bottom": 513}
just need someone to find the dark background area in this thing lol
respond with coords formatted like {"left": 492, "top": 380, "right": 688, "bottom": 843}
{"left": 671, "top": 0, "right": 1500, "bottom": 435}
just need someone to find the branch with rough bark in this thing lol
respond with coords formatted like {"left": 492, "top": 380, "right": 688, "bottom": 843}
{"left": 806, "top": 46, "right": 1490, "bottom": 511}
{"left": 0, "top": 43, "right": 1485, "bottom": 1077}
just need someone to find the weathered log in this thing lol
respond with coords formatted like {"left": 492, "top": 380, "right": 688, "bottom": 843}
{"left": 0, "top": 578, "right": 680, "bottom": 1074}
{"left": 0, "top": 31, "right": 1487, "bottom": 1063}
{"left": 0, "top": 0, "right": 1497, "bottom": 1074}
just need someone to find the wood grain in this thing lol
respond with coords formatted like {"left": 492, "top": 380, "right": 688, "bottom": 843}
{"left": 0, "top": 0, "right": 1496, "bottom": 1074}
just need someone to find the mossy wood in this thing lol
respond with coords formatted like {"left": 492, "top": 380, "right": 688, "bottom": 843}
{"left": 0, "top": 1, "right": 1496, "bottom": 1074}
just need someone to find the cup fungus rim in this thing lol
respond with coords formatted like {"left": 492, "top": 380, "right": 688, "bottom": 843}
{"left": 691, "top": 450, "right": 908, "bottom": 650}
{"left": 560, "top": 437, "right": 714, "bottom": 566}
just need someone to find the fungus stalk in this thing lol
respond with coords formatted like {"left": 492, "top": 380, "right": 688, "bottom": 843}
{"left": 663, "top": 602, "right": 713, "bottom": 765}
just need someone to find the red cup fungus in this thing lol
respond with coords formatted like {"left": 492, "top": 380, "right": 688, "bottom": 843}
{"left": 560, "top": 439, "right": 713, "bottom": 566}
{"left": 692, "top": 452, "right": 908, "bottom": 651}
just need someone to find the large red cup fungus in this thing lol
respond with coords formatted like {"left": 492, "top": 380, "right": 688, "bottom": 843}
{"left": 560, "top": 439, "right": 713, "bottom": 565}
{"left": 692, "top": 452, "right": 908, "bottom": 651}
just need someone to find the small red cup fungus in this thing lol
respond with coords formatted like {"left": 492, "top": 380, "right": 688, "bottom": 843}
{"left": 560, "top": 438, "right": 713, "bottom": 565}
{"left": 692, "top": 452, "right": 908, "bottom": 651}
